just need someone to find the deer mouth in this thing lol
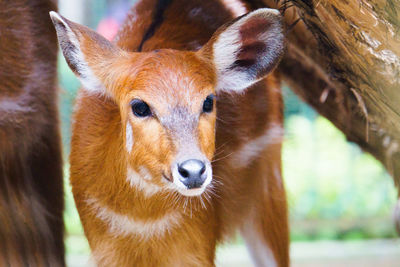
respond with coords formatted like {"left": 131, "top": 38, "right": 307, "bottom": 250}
{"left": 162, "top": 172, "right": 173, "bottom": 182}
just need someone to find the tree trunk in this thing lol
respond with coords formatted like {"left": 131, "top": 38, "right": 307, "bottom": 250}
{"left": 243, "top": 0, "right": 400, "bottom": 231}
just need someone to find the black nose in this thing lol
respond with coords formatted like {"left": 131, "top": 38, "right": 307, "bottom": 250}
{"left": 178, "top": 159, "right": 207, "bottom": 189}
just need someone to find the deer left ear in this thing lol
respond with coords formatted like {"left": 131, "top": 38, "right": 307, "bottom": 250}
{"left": 200, "top": 8, "right": 284, "bottom": 93}
{"left": 49, "top": 11, "right": 123, "bottom": 97}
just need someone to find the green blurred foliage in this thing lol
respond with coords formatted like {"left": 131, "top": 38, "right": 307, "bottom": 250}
{"left": 58, "top": 57, "right": 79, "bottom": 155}
{"left": 284, "top": 115, "right": 397, "bottom": 240}
{"left": 282, "top": 87, "right": 396, "bottom": 240}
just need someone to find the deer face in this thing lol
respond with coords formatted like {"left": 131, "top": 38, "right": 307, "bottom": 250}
{"left": 119, "top": 51, "right": 216, "bottom": 196}
{"left": 50, "top": 8, "right": 284, "bottom": 196}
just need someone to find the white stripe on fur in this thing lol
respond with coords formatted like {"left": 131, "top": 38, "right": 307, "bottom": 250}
{"left": 241, "top": 217, "right": 277, "bottom": 267}
{"left": 86, "top": 198, "right": 182, "bottom": 239}
{"left": 125, "top": 122, "right": 134, "bottom": 153}
{"left": 126, "top": 166, "right": 165, "bottom": 197}
{"left": 230, "top": 123, "right": 283, "bottom": 167}
{"left": 221, "top": 0, "right": 247, "bottom": 17}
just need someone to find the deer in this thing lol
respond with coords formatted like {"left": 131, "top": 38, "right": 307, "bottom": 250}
{"left": 0, "top": 0, "right": 65, "bottom": 266}
{"left": 50, "top": 0, "right": 287, "bottom": 265}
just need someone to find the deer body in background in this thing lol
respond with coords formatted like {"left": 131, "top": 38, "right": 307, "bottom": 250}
{"left": 51, "top": 0, "right": 287, "bottom": 266}
{"left": 0, "top": 0, "right": 65, "bottom": 266}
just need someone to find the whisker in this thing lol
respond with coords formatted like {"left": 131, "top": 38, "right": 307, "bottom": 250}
{"left": 212, "top": 148, "right": 225, "bottom": 158}
{"left": 189, "top": 197, "right": 193, "bottom": 218}
{"left": 171, "top": 193, "right": 180, "bottom": 209}
{"left": 211, "top": 151, "right": 234, "bottom": 163}
{"left": 216, "top": 116, "right": 228, "bottom": 124}
{"left": 203, "top": 191, "right": 212, "bottom": 204}
{"left": 215, "top": 139, "right": 232, "bottom": 153}
{"left": 203, "top": 189, "right": 216, "bottom": 204}
{"left": 206, "top": 188, "right": 220, "bottom": 199}
{"left": 183, "top": 197, "right": 188, "bottom": 213}
{"left": 200, "top": 195, "right": 207, "bottom": 210}
{"left": 211, "top": 179, "right": 224, "bottom": 187}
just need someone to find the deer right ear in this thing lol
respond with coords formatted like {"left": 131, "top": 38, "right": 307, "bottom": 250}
{"left": 200, "top": 8, "right": 284, "bottom": 93}
{"left": 49, "top": 11, "right": 120, "bottom": 96}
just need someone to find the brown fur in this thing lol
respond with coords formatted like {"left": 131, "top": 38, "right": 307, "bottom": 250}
{"left": 0, "top": 0, "right": 64, "bottom": 266}
{"left": 67, "top": 0, "right": 288, "bottom": 266}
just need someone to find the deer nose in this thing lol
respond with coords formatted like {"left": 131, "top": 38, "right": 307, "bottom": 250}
{"left": 177, "top": 159, "right": 207, "bottom": 189}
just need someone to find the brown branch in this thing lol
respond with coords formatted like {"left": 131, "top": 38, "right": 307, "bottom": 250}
{"left": 243, "top": 0, "right": 400, "bottom": 231}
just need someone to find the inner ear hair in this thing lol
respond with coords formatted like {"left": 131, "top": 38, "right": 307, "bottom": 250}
{"left": 201, "top": 8, "right": 285, "bottom": 93}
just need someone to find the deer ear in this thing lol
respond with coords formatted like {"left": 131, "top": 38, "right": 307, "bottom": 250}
{"left": 200, "top": 8, "right": 284, "bottom": 93}
{"left": 49, "top": 11, "right": 120, "bottom": 96}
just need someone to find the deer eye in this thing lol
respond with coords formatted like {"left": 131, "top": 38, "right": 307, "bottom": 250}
{"left": 202, "top": 94, "right": 214, "bottom": 113}
{"left": 131, "top": 99, "right": 152, "bottom": 117}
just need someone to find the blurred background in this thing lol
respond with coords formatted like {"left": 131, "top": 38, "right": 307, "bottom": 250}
{"left": 58, "top": 0, "right": 399, "bottom": 266}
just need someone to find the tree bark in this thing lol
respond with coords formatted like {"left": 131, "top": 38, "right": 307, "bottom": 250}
{"left": 243, "top": 0, "right": 400, "bottom": 231}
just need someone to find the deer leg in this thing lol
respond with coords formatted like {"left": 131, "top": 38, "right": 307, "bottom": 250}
{"left": 240, "top": 153, "right": 289, "bottom": 267}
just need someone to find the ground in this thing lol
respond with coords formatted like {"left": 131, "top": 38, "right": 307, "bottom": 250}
{"left": 67, "top": 238, "right": 400, "bottom": 266}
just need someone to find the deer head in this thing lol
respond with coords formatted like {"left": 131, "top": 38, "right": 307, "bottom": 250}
{"left": 50, "top": 8, "right": 284, "bottom": 197}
